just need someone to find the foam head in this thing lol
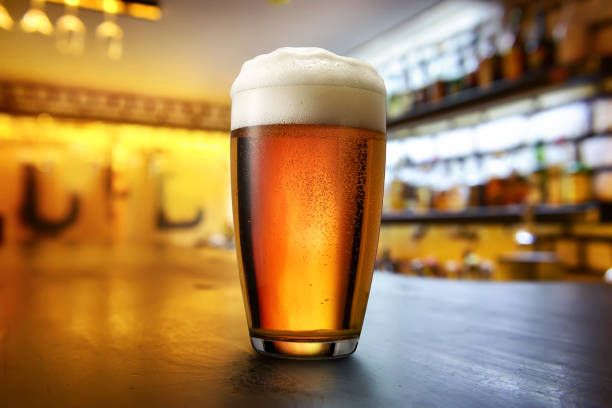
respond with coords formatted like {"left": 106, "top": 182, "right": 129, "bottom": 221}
{"left": 230, "top": 47, "right": 386, "bottom": 132}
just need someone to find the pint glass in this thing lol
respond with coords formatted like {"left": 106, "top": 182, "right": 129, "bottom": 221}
{"left": 230, "top": 47, "right": 386, "bottom": 359}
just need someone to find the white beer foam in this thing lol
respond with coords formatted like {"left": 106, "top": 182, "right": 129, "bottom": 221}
{"left": 230, "top": 47, "right": 386, "bottom": 132}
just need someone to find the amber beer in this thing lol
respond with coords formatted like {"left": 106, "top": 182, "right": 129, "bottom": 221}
{"left": 230, "top": 48, "right": 386, "bottom": 358}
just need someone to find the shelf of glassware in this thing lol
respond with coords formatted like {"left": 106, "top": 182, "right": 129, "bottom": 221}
{"left": 380, "top": 202, "right": 612, "bottom": 225}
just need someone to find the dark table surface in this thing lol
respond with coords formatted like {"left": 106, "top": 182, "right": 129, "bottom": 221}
{"left": 1, "top": 244, "right": 611, "bottom": 407}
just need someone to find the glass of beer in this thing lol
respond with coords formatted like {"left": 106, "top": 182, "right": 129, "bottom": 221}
{"left": 230, "top": 47, "right": 386, "bottom": 359}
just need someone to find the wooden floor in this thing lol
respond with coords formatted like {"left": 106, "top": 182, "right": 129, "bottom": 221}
{"left": 1, "top": 244, "right": 611, "bottom": 407}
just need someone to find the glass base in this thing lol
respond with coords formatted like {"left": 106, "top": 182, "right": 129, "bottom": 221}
{"left": 250, "top": 337, "right": 358, "bottom": 360}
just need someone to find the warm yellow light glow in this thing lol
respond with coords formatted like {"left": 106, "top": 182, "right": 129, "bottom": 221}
{"left": 127, "top": 3, "right": 161, "bottom": 21}
{"left": 0, "top": 113, "right": 232, "bottom": 246}
{"left": 96, "top": 20, "right": 122, "bottom": 40}
{"left": 20, "top": 8, "right": 53, "bottom": 35}
{"left": 102, "top": 0, "right": 118, "bottom": 14}
{"left": 47, "top": 0, "right": 160, "bottom": 21}
{"left": 96, "top": 18, "right": 123, "bottom": 60}
{"left": 0, "top": 114, "right": 229, "bottom": 156}
{"left": 0, "top": 4, "right": 14, "bottom": 30}
{"left": 56, "top": 14, "right": 86, "bottom": 54}
{"left": 64, "top": 0, "right": 79, "bottom": 6}
{"left": 56, "top": 14, "right": 85, "bottom": 33}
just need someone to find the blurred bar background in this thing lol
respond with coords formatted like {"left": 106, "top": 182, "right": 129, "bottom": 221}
{"left": 0, "top": 0, "right": 611, "bottom": 281}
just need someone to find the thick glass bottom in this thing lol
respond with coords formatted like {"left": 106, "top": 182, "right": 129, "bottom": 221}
{"left": 250, "top": 337, "right": 358, "bottom": 360}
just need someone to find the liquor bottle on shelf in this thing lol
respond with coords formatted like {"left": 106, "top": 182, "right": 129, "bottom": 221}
{"left": 500, "top": 7, "right": 526, "bottom": 81}
{"left": 525, "top": 6, "right": 555, "bottom": 71}
{"left": 562, "top": 145, "right": 592, "bottom": 204}
{"left": 401, "top": 181, "right": 414, "bottom": 211}
{"left": 386, "top": 171, "right": 405, "bottom": 211}
{"left": 484, "top": 151, "right": 511, "bottom": 206}
{"left": 509, "top": 146, "right": 536, "bottom": 205}
{"left": 412, "top": 49, "right": 430, "bottom": 106}
{"left": 484, "top": 177, "right": 505, "bottom": 206}
{"left": 461, "top": 30, "right": 480, "bottom": 90}
{"left": 443, "top": 37, "right": 464, "bottom": 96}
{"left": 547, "top": 165, "right": 564, "bottom": 205}
{"left": 430, "top": 160, "right": 450, "bottom": 210}
{"left": 428, "top": 43, "right": 445, "bottom": 103}
{"left": 477, "top": 26, "right": 502, "bottom": 88}
{"left": 546, "top": 138, "right": 576, "bottom": 205}
{"left": 527, "top": 141, "right": 547, "bottom": 205}
{"left": 385, "top": 60, "right": 412, "bottom": 119}
{"left": 580, "top": 135, "right": 612, "bottom": 203}
{"left": 415, "top": 163, "right": 433, "bottom": 211}
{"left": 506, "top": 171, "right": 529, "bottom": 205}
{"left": 553, "top": 0, "right": 589, "bottom": 67}
{"left": 465, "top": 155, "right": 486, "bottom": 207}
{"left": 591, "top": 2, "right": 612, "bottom": 70}
{"left": 593, "top": 169, "right": 612, "bottom": 202}
{"left": 447, "top": 159, "right": 469, "bottom": 211}
{"left": 398, "top": 162, "right": 417, "bottom": 211}
{"left": 400, "top": 54, "right": 415, "bottom": 113}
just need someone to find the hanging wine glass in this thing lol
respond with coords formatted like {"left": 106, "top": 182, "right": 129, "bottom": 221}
{"left": 20, "top": 0, "right": 53, "bottom": 35}
{"left": 56, "top": 0, "right": 85, "bottom": 55}
{"left": 96, "top": 0, "right": 123, "bottom": 60}
{"left": 0, "top": 1, "right": 15, "bottom": 30}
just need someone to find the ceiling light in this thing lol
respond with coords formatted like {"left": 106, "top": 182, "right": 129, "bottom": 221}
{"left": 56, "top": 14, "right": 85, "bottom": 54}
{"left": 0, "top": 2, "right": 14, "bottom": 30}
{"left": 20, "top": 0, "right": 53, "bottom": 35}
{"left": 96, "top": 13, "right": 123, "bottom": 60}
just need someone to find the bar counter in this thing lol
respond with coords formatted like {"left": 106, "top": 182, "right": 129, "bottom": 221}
{"left": 1, "top": 244, "right": 611, "bottom": 407}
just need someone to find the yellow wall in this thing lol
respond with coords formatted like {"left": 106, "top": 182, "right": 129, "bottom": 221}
{"left": 0, "top": 114, "right": 231, "bottom": 246}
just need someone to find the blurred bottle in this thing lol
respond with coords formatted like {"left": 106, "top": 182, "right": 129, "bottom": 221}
{"left": 553, "top": 0, "right": 589, "bottom": 66}
{"left": 591, "top": 0, "right": 612, "bottom": 69}
{"left": 412, "top": 49, "right": 430, "bottom": 106}
{"left": 546, "top": 138, "right": 576, "bottom": 205}
{"left": 416, "top": 163, "right": 432, "bottom": 211}
{"left": 397, "top": 162, "right": 417, "bottom": 211}
{"left": 388, "top": 174, "right": 405, "bottom": 211}
{"left": 562, "top": 146, "right": 592, "bottom": 204}
{"left": 547, "top": 165, "right": 563, "bottom": 205}
{"left": 428, "top": 43, "right": 446, "bottom": 103}
{"left": 506, "top": 171, "right": 529, "bottom": 205}
{"left": 477, "top": 26, "right": 502, "bottom": 88}
{"left": 430, "top": 161, "right": 451, "bottom": 210}
{"left": 582, "top": 135, "right": 612, "bottom": 202}
{"left": 485, "top": 177, "right": 505, "bottom": 206}
{"left": 447, "top": 159, "right": 469, "bottom": 211}
{"left": 500, "top": 7, "right": 526, "bottom": 81}
{"left": 443, "top": 37, "right": 464, "bottom": 96}
{"left": 525, "top": 6, "right": 555, "bottom": 70}
{"left": 593, "top": 170, "right": 612, "bottom": 202}
{"left": 386, "top": 60, "right": 412, "bottom": 119}
{"left": 527, "top": 141, "right": 547, "bottom": 205}
{"left": 400, "top": 55, "right": 415, "bottom": 114}
{"left": 466, "top": 156, "right": 486, "bottom": 208}
{"left": 461, "top": 30, "right": 480, "bottom": 90}
{"left": 483, "top": 151, "right": 512, "bottom": 206}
